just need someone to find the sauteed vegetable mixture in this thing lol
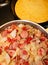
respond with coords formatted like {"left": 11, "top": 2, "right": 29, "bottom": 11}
{"left": 0, "top": 23, "right": 48, "bottom": 65}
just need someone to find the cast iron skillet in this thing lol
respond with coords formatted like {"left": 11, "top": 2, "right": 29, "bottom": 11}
{"left": 10, "top": 0, "right": 48, "bottom": 28}
{"left": 0, "top": 20, "right": 48, "bottom": 38}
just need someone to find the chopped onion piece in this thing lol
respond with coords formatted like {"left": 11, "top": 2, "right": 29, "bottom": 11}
{"left": 10, "top": 29, "right": 16, "bottom": 38}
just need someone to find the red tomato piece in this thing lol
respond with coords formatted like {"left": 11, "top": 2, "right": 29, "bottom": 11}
{"left": 0, "top": 47, "right": 2, "bottom": 54}
{"left": 7, "top": 50, "right": 15, "bottom": 57}
{"left": 4, "top": 46, "right": 9, "bottom": 51}
{"left": 22, "top": 60, "right": 29, "bottom": 65}
{"left": 22, "top": 50, "right": 28, "bottom": 55}
{"left": 22, "top": 26, "right": 28, "bottom": 31}
{"left": 7, "top": 37, "right": 12, "bottom": 43}
{"left": 15, "top": 55, "right": 21, "bottom": 65}
{"left": 40, "top": 36, "right": 46, "bottom": 41}
{"left": 46, "top": 50, "right": 48, "bottom": 55}
{"left": 43, "top": 59, "right": 48, "bottom": 65}
{"left": 25, "top": 37, "right": 33, "bottom": 44}
{"left": 20, "top": 31, "right": 28, "bottom": 38}
{"left": 7, "top": 37, "right": 16, "bottom": 43}
{"left": 11, "top": 38, "right": 17, "bottom": 43}
{"left": 18, "top": 44, "right": 24, "bottom": 49}
{"left": 16, "top": 55, "right": 21, "bottom": 60}
{"left": 37, "top": 47, "right": 45, "bottom": 56}
{"left": 24, "top": 61, "right": 29, "bottom": 65}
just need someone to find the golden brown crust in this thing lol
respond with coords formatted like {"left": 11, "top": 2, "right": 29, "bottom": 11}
{"left": 15, "top": 0, "right": 48, "bottom": 23}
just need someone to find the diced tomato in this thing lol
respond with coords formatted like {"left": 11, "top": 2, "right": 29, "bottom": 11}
{"left": 37, "top": 47, "right": 45, "bottom": 56}
{"left": 7, "top": 50, "right": 15, "bottom": 57}
{"left": 7, "top": 37, "right": 12, "bottom": 43}
{"left": 43, "top": 59, "right": 48, "bottom": 65}
{"left": 46, "top": 50, "right": 48, "bottom": 55}
{"left": 22, "top": 26, "right": 28, "bottom": 31}
{"left": 0, "top": 47, "right": 2, "bottom": 54}
{"left": 4, "top": 46, "right": 9, "bottom": 51}
{"left": 24, "top": 61, "right": 29, "bottom": 65}
{"left": 7, "top": 37, "right": 16, "bottom": 43}
{"left": 11, "top": 38, "right": 17, "bottom": 43}
{"left": 0, "top": 49, "right": 2, "bottom": 54}
{"left": 40, "top": 36, "right": 46, "bottom": 41}
{"left": 20, "top": 31, "right": 28, "bottom": 38}
{"left": 15, "top": 55, "right": 21, "bottom": 65}
{"left": 16, "top": 55, "right": 21, "bottom": 60}
{"left": 22, "top": 60, "right": 29, "bottom": 65}
{"left": 22, "top": 50, "right": 28, "bottom": 55}
{"left": 18, "top": 44, "right": 24, "bottom": 49}
{"left": 25, "top": 37, "right": 33, "bottom": 44}
{"left": 1, "top": 30, "right": 8, "bottom": 37}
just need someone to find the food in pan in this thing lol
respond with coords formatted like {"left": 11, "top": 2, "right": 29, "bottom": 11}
{"left": 15, "top": 0, "right": 48, "bottom": 23}
{"left": 0, "top": 23, "right": 48, "bottom": 65}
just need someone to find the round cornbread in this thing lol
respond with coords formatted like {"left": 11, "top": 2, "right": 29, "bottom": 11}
{"left": 15, "top": 0, "right": 48, "bottom": 23}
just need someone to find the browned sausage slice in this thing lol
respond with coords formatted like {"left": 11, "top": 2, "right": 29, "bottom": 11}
{"left": 20, "top": 31, "right": 28, "bottom": 38}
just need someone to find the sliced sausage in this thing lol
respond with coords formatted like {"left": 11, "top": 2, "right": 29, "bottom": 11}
{"left": 20, "top": 31, "right": 28, "bottom": 38}
{"left": 7, "top": 50, "right": 15, "bottom": 57}
{"left": 43, "top": 59, "right": 48, "bottom": 65}
{"left": 37, "top": 47, "right": 45, "bottom": 56}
